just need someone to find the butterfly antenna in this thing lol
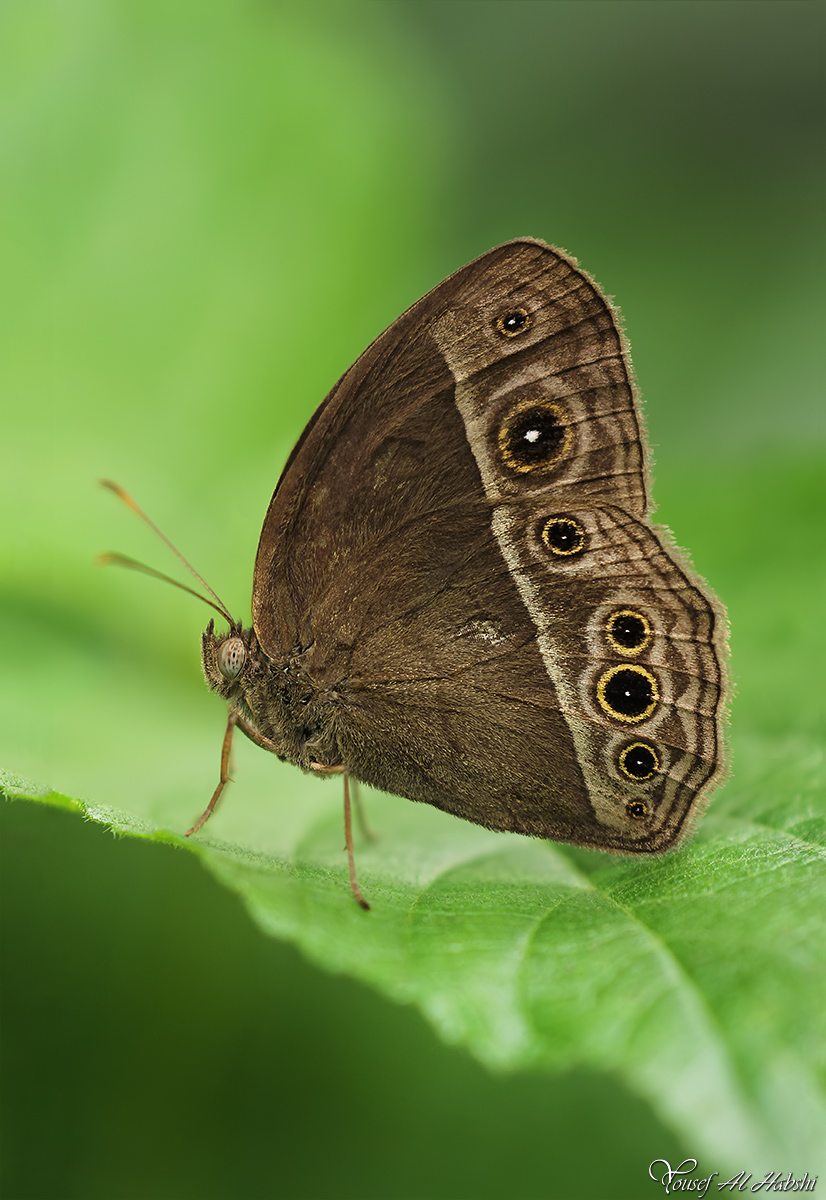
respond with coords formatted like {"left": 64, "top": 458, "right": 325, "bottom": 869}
{"left": 100, "top": 480, "right": 234, "bottom": 625}
{"left": 97, "top": 552, "right": 232, "bottom": 622}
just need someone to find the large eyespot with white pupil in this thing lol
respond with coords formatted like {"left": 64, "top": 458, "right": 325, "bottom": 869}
{"left": 596, "top": 664, "right": 659, "bottom": 723}
{"left": 218, "top": 637, "right": 246, "bottom": 680}
{"left": 605, "top": 609, "right": 652, "bottom": 656}
{"left": 493, "top": 307, "right": 531, "bottom": 338}
{"left": 618, "top": 741, "right": 660, "bottom": 782}
{"left": 540, "top": 515, "right": 586, "bottom": 557}
{"left": 498, "top": 399, "right": 571, "bottom": 473}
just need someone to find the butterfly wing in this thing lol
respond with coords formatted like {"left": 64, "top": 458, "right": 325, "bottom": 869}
{"left": 253, "top": 239, "right": 727, "bottom": 852}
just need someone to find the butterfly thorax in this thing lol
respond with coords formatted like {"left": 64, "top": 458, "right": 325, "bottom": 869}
{"left": 200, "top": 619, "right": 344, "bottom": 772}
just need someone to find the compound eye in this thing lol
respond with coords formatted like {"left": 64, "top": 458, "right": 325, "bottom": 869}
{"left": 218, "top": 637, "right": 246, "bottom": 680}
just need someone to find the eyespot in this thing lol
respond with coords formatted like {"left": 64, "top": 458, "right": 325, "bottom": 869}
{"left": 618, "top": 741, "right": 660, "bottom": 781}
{"left": 499, "top": 400, "right": 571, "bottom": 473}
{"left": 493, "top": 308, "right": 531, "bottom": 338}
{"left": 606, "top": 609, "right": 651, "bottom": 655}
{"left": 218, "top": 636, "right": 246, "bottom": 680}
{"left": 540, "top": 515, "right": 586, "bottom": 557}
{"left": 625, "top": 800, "right": 649, "bottom": 821}
{"left": 596, "top": 664, "right": 659, "bottom": 723}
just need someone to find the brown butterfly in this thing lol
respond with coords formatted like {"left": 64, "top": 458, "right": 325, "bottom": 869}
{"left": 105, "top": 239, "right": 728, "bottom": 909}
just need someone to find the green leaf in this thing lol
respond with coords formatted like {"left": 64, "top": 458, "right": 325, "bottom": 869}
{"left": 2, "top": 1, "right": 824, "bottom": 1183}
{"left": 5, "top": 459, "right": 825, "bottom": 1175}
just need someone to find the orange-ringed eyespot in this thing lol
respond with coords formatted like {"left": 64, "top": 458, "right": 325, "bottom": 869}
{"left": 596, "top": 664, "right": 659, "bottom": 723}
{"left": 606, "top": 609, "right": 651, "bottom": 655}
{"left": 619, "top": 742, "right": 659, "bottom": 781}
{"left": 499, "top": 400, "right": 571, "bottom": 473}
{"left": 540, "top": 515, "right": 586, "bottom": 557}
{"left": 493, "top": 308, "right": 531, "bottom": 338}
{"left": 626, "top": 800, "right": 649, "bottom": 820}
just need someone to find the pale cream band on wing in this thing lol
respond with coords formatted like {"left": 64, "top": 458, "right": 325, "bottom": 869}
{"left": 432, "top": 298, "right": 720, "bottom": 838}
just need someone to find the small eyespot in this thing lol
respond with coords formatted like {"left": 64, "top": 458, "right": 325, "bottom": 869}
{"left": 499, "top": 400, "right": 571, "bottom": 473}
{"left": 540, "top": 515, "right": 586, "bottom": 557}
{"left": 218, "top": 637, "right": 246, "bottom": 680}
{"left": 618, "top": 742, "right": 660, "bottom": 781}
{"left": 626, "top": 800, "right": 649, "bottom": 821}
{"left": 596, "top": 664, "right": 659, "bottom": 723}
{"left": 606, "top": 609, "right": 651, "bottom": 655}
{"left": 494, "top": 308, "right": 531, "bottom": 338}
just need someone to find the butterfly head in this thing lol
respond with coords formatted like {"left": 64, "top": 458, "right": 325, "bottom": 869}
{"left": 201, "top": 618, "right": 258, "bottom": 702}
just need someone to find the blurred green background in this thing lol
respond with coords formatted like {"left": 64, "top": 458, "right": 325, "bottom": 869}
{"left": 1, "top": 2, "right": 823, "bottom": 1198}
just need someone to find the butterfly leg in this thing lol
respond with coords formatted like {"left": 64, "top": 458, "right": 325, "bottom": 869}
{"left": 350, "top": 777, "right": 377, "bottom": 843}
{"left": 308, "top": 763, "right": 374, "bottom": 840}
{"left": 186, "top": 709, "right": 285, "bottom": 836}
{"left": 233, "top": 712, "right": 283, "bottom": 754}
{"left": 185, "top": 708, "right": 239, "bottom": 836}
{"left": 307, "top": 763, "right": 370, "bottom": 909}
{"left": 343, "top": 771, "right": 370, "bottom": 911}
